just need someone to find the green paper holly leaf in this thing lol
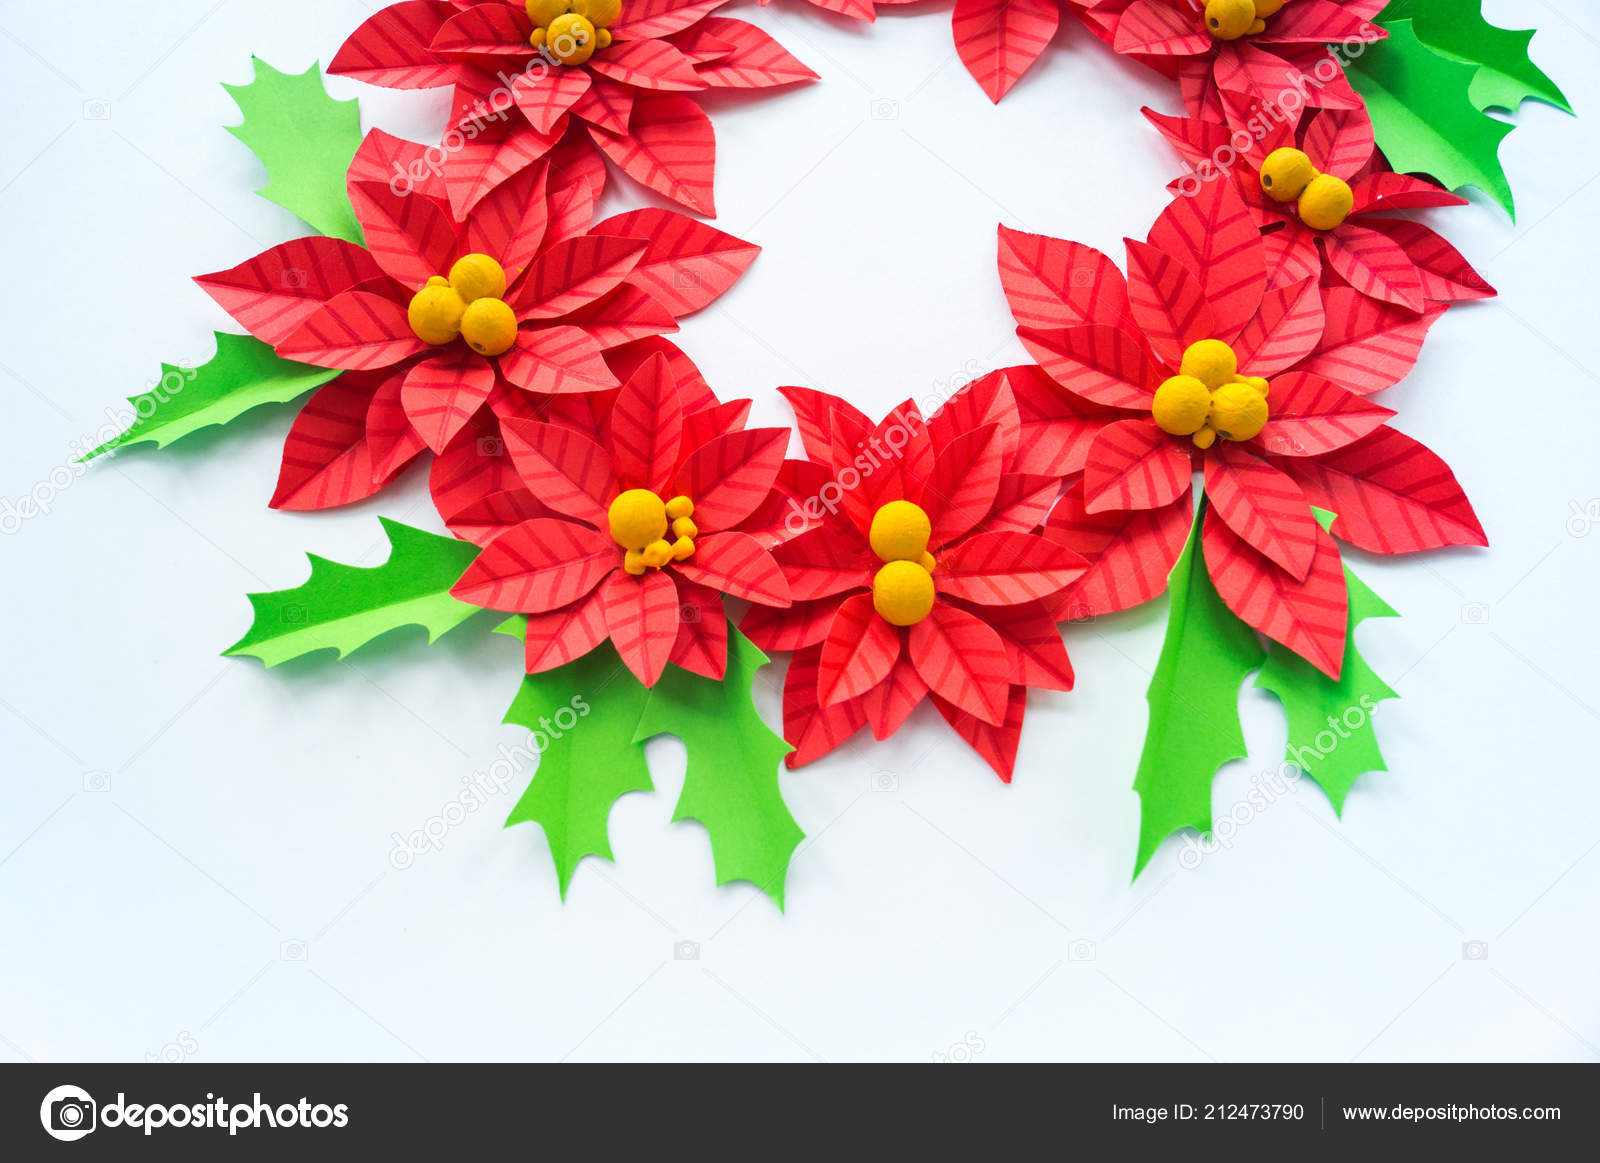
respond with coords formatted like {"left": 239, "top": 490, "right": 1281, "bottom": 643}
{"left": 81, "top": 332, "right": 339, "bottom": 462}
{"left": 223, "top": 58, "right": 364, "bottom": 243}
{"left": 633, "top": 626, "right": 803, "bottom": 909}
{"left": 1379, "top": 0, "right": 1571, "bottom": 115}
{"left": 1255, "top": 513, "right": 1399, "bottom": 815}
{"left": 1348, "top": 19, "right": 1517, "bottom": 218}
{"left": 1132, "top": 500, "right": 1267, "bottom": 879}
{"left": 500, "top": 632, "right": 654, "bottom": 898}
{"left": 224, "top": 518, "right": 482, "bottom": 667}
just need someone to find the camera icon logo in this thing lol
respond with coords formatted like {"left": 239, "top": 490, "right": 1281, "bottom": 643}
{"left": 280, "top": 939, "right": 309, "bottom": 961}
{"left": 868, "top": 770, "right": 899, "bottom": 793}
{"left": 1461, "top": 603, "right": 1491, "bottom": 625}
{"left": 40, "top": 1085, "right": 96, "bottom": 1142}
{"left": 674, "top": 940, "right": 700, "bottom": 961}
{"left": 678, "top": 603, "right": 701, "bottom": 624}
{"left": 1462, "top": 940, "right": 1489, "bottom": 961}
{"left": 1069, "top": 267, "right": 1096, "bottom": 289}
{"left": 82, "top": 770, "right": 111, "bottom": 793}
{"left": 82, "top": 99, "right": 111, "bottom": 120}
{"left": 672, "top": 268, "right": 701, "bottom": 290}
{"left": 281, "top": 604, "right": 308, "bottom": 624}
{"left": 477, "top": 436, "right": 505, "bottom": 457}
{"left": 869, "top": 98, "right": 899, "bottom": 120}
{"left": 1068, "top": 939, "right": 1097, "bottom": 962}
{"left": 281, "top": 268, "right": 310, "bottom": 290}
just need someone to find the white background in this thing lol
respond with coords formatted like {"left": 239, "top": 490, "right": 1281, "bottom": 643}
{"left": 2, "top": 0, "right": 1597, "bottom": 1063}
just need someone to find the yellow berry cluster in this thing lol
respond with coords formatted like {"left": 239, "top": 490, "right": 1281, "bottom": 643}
{"left": 527, "top": 0, "right": 620, "bottom": 66}
{"left": 869, "top": 500, "right": 938, "bottom": 627}
{"left": 406, "top": 254, "right": 518, "bottom": 356}
{"left": 1204, "top": 0, "right": 1290, "bottom": 41}
{"left": 1259, "top": 147, "right": 1355, "bottom": 231}
{"left": 609, "top": 488, "right": 697, "bottom": 574}
{"left": 1152, "top": 340, "right": 1270, "bottom": 449}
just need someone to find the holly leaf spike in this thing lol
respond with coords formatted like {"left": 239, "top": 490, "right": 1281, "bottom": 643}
{"left": 633, "top": 624, "right": 803, "bottom": 908}
{"left": 224, "top": 518, "right": 482, "bottom": 666}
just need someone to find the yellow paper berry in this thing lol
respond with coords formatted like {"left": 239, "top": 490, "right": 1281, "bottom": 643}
{"left": 1152, "top": 374, "right": 1213, "bottom": 437}
{"left": 918, "top": 551, "right": 937, "bottom": 574}
{"left": 1204, "top": 0, "right": 1256, "bottom": 39}
{"left": 1192, "top": 426, "right": 1218, "bottom": 450}
{"left": 623, "top": 549, "right": 647, "bottom": 576}
{"left": 407, "top": 283, "right": 465, "bottom": 345}
{"left": 671, "top": 536, "right": 695, "bottom": 561}
{"left": 1242, "top": 376, "right": 1270, "bottom": 398}
{"left": 641, "top": 539, "right": 674, "bottom": 569}
{"left": 608, "top": 489, "right": 668, "bottom": 551}
{"left": 448, "top": 254, "right": 507, "bottom": 304}
{"left": 872, "top": 560, "right": 936, "bottom": 627}
{"left": 527, "top": 0, "right": 571, "bottom": 24}
{"left": 545, "top": 13, "right": 598, "bottom": 64}
{"left": 671, "top": 516, "right": 698, "bottom": 540}
{"left": 1179, "top": 339, "right": 1238, "bottom": 390}
{"left": 1260, "top": 148, "right": 1317, "bottom": 202}
{"left": 574, "top": 0, "right": 621, "bottom": 26}
{"left": 459, "top": 297, "right": 517, "bottom": 356}
{"left": 869, "top": 500, "right": 932, "bottom": 563}
{"left": 1298, "top": 173, "right": 1355, "bottom": 231}
{"left": 1210, "top": 382, "right": 1270, "bottom": 442}
{"left": 665, "top": 496, "right": 694, "bottom": 520}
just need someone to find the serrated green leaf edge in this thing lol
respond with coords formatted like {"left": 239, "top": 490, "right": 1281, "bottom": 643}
{"left": 1132, "top": 495, "right": 1268, "bottom": 879}
{"left": 502, "top": 641, "right": 654, "bottom": 899}
{"left": 223, "top": 517, "right": 482, "bottom": 667}
{"left": 633, "top": 626, "right": 803, "bottom": 909}
{"left": 1379, "top": 0, "right": 1571, "bottom": 115}
{"left": 81, "top": 332, "right": 339, "bottom": 462}
{"left": 1349, "top": 19, "right": 1518, "bottom": 218}
{"left": 222, "top": 57, "right": 364, "bottom": 243}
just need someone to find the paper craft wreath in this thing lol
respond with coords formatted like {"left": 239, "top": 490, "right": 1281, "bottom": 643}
{"left": 86, "top": 0, "right": 1569, "bottom": 905}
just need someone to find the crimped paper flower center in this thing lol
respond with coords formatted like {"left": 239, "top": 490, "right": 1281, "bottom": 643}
{"left": 611, "top": 489, "right": 697, "bottom": 574}
{"left": 1153, "top": 341, "right": 1271, "bottom": 448}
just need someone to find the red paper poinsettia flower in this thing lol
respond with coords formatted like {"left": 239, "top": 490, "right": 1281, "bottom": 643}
{"left": 740, "top": 378, "right": 1088, "bottom": 781}
{"left": 196, "top": 129, "right": 755, "bottom": 511}
{"left": 1081, "top": 0, "right": 1383, "bottom": 134}
{"left": 1146, "top": 106, "right": 1496, "bottom": 314}
{"left": 997, "top": 178, "right": 1484, "bottom": 678}
{"left": 450, "top": 348, "right": 794, "bottom": 686}
{"left": 330, "top": 0, "right": 816, "bottom": 219}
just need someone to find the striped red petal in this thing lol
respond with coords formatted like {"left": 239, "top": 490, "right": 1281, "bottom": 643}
{"left": 1083, "top": 419, "right": 1194, "bottom": 514}
{"left": 589, "top": 94, "right": 716, "bottom": 216}
{"left": 1232, "top": 276, "right": 1325, "bottom": 376}
{"left": 691, "top": 17, "right": 818, "bottom": 89}
{"left": 602, "top": 352, "right": 686, "bottom": 493}
{"left": 349, "top": 180, "right": 461, "bottom": 289}
{"left": 673, "top": 427, "right": 789, "bottom": 529}
{"left": 498, "top": 325, "right": 618, "bottom": 394}
{"left": 514, "top": 234, "right": 647, "bottom": 319}
{"left": 1147, "top": 178, "right": 1267, "bottom": 341}
{"left": 523, "top": 588, "right": 611, "bottom": 674}
{"left": 819, "top": 594, "right": 901, "bottom": 707}
{"left": 400, "top": 348, "right": 495, "bottom": 453}
{"left": 1295, "top": 288, "right": 1445, "bottom": 395}
{"left": 1252, "top": 370, "right": 1394, "bottom": 458}
{"left": 195, "top": 237, "right": 387, "bottom": 347}
{"left": 601, "top": 569, "right": 680, "bottom": 687}
{"left": 1302, "top": 108, "right": 1375, "bottom": 181}
{"left": 329, "top": 2, "right": 459, "bottom": 88}
{"left": 667, "top": 579, "right": 729, "bottom": 680}
{"left": 772, "top": 530, "right": 874, "bottom": 601}
{"left": 860, "top": 651, "right": 928, "bottom": 740}
{"left": 781, "top": 644, "right": 867, "bottom": 768}
{"left": 1113, "top": 0, "right": 1210, "bottom": 56}
{"left": 741, "top": 594, "right": 849, "bottom": 653}
{"left": 590, "top": 39, "right": 708, "bottom": 91}
{"left": 997, "top": 226, "right": 1132, "bottom": 332}
{"left": 923, "top": 424, "right": 1005, "bottom": 547}
{"left": 1019, "top": 324, "right": 1160, "bottom": 409}
{"left": 271, "top": 376, "right": 393, "bottom": 511}
{"left": 277, "top": 290, "right": 427, "bottom": 372}
{"left": 593, "top": 209, "right": 760, "bottom": 316}
{"left": 676, "top": 531, "right": 791, "bottom": 606}
{"left": 452, "top": 519, "right": 616, "bottom": 614}
{"left": 1324, "top": 225, "right": 1427, "bottom": 313}
{"left": 908, "top": 603, "right": 1009, "bottom": 726}
{"left": 952, "top": 0, "right": 1059, "bottom": 103}
{"left": 1203, "top": 442, "right": 1319, "bottom": 581}
{"left": 937, "top": 530, "right": 1087, "bottom": 606}
{"left": 1125, "top": 237, "right": 1216, "bottom": 366}
{"left": 512, "top": 68, "right": 591, "bottom": 136}
{"left": 1007, "top": 364, "right": 1122, "bottom": 478}
{"left": 932, "top": 685, "right": 1028, "bottom": 782}
{"left": 978, "top": 604, "right": 1075, "bottom": 692}
{"left": 499, "top": 416, "right": 619, "bottom": 525}
{"left": 1043, "top": 482, "right": 1192, "bottom": 618}
{"left": 1203, "top": 503, "right": 1348, "bottom": 680}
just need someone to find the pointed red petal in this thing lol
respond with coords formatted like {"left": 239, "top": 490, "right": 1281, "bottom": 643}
{"left": 1203, "top": 503, "right": 1348, "bottom": 680}
{"left": 982, "top": 604, "right": 1074, "bottom": 691}
{"left": 741, "top": 594, "right": 847, "bottom": 653}
{"left": 673, "top": 427, "right": 788, "bottom": 529}
{"left": 937, "top": 530, "right": 1086, "bottom": 606}
{"left": 1007, "top": 364, "right": 1121, "bottom": 477}
{"left": 1361, "top": 220, "right": 1495, "bottom": 303}
{"left": 819, "top": 594, "right": 901, "bottom": 706}
{"left": 691, "top": 17, "right": 818, "bottom": 88}
{"left": 592, "top": 209, "right": 759, "bottom": 315}
{"left": 277, "top": 291, "right": 426, "bottom": 371}
{"left": 952, "top": 0, "right": 1059, "bottom": 103}
{"left": 1203, "top": 443, "right": 1319, "bottom": 581}
{"left": 1043, "top": 483, "right": 1192, "bottom": 618}
{"left": 859, "top": 651, "right": 928, "bottom": 740}
{"left": 909, "top": 603, "right": 1009, "bottom": 726}
{"left": 1148, "top": 179, "right": 1267, "bottom": 340}
{"left": 498, "top": 325, "right": 618, "bottom": 394}
{"left": 348, "top": 180, "right": 460, "bottom": 289}
{"left": 1232, "top": 276, "right": 1325, "bottom": 376}
{"left": 590, "top": 38, "right": 707, "bottom": 91}
{"left": 195, "top": 238, "right": 386, "bottom": 347}
{"left": 1018, "top": 324, "right": 1160, "bottom": 409}
{"left": 365, "top": 366, "right": 428, "bottom": 481}
{"left": 676, "top": 531, "right": 791, "bottom": 606}
{"left": 523, "top": 588, "right": 610, "bottom": 674}
{"left": 998, "top": 226, "right": 1131, "bottom": 331}
{"left": 1253, "top": 370, "right": 1394, "bottom": 458}
{"left": 512, "top": 68, "right": 591, "bottom": 136}
{"left": 1296, "top": 288, "right": 1445, "bottom": 395}
{"left": 330, "top": 2, "right": 459, "bottom": 88}
{"left": 772, "top": 530, "right": 874, "bottom": 600}
{"left": 452, "top": 519, "right": 616, "bottom": 613}
{"left": 465, "top": 160, "right": 549, "bottom": 284}
{"left": 589, "top": 94, "right": 716, "bottom": 216}
{"left": 777, "top": 385, "right": 871, "bottom": 466}
{"left": 601, "top": 353, "right": 685, "bottom": 493}
{"left": 514, "top": 234, "right": 647, "bottom": 319}
{"left": 601, "top": 569, "right": 680, "bottom": 686}
{"left": 932, "top": 685, "right": 1027, "bottom": 782}
{"left": 613, "top": 0, "right": 731, "bottom": 39}
{"left": 1083, "top": 419, "right": 1193, "bottom": 514}
{"left": 499, "top": 416, "right": 619, "bottom": 525}
{"left": 1276, "top": 428, "right": 1486, "bottom": 554}
{"left": 923, "top": 424, "right": 1005, "bottom": 547}
{"left": 1124, "top": 237, "right": 1215, "bottom": 366}
{"left": 399, "top": 349, "right": 495, "bottom": 454}
{"left": 782, "top": 644, "right": 867, "bottom": 768}
{"left": 666, "top": 579, "right": 728, "bottom": 680}
{"left": 271, "top": 376, "right": 393, "bottom": 511}
{"left": 1324, "top": 225, "right": 1427, "bottom": 314}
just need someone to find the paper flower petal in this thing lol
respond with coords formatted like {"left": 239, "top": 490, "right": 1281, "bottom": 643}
{"left": 908, "top": 603, "right": 1009, "bottom": 726}
{"left": 601, "top": 569, "right": 680, "bottom": 686}
{"left": 500, "top": 417, "right": 619, "bottom": 526}
{"left": 452, "top": 519, "right": 616, "bottom": 613}
{"left": 1083, "top": 419, "right": 1194, "bottom": 514}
